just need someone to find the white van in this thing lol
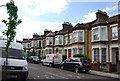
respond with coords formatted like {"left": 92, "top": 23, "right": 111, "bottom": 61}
{"left": 0, "top": 40, "right": 28, "bottom": 80}
{"left": 42, "top": 54, "right": 62, "bottom": 67}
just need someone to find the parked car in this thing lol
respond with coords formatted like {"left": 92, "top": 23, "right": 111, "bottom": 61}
{"left": 42, "top": 54, "right": 62, "bottom": 67}
{"left": 60, "top": 57, "right": 91, "bottom": 73}
{"left": 28, "top": 56, "right": 40, "bottom": 64}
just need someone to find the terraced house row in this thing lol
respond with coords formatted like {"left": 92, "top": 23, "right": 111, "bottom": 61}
{"left": 20, "top": 10, "right": 120, "bottom": 64}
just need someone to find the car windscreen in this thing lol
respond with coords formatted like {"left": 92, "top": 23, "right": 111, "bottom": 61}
{"left": 1, "top": 47, "right": 25, "bottom": 60}
{"left": 71, "top": 58, "right": 80, "bottom": 62}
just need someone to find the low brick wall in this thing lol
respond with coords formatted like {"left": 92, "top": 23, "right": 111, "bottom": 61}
{"left": 106, "top": 63, "right": 117, "bottom": 72}
{"left": 91, "top": 63, "right": 100, "bottom": 71}
{"left": 100, "top": 63, "right": 106, "bottom": 71}
{"left": 117, "top": 63, "right": 120, "bottom": 73}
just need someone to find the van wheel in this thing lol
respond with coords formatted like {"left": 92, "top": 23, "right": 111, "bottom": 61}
{"left": 75, "top": 67, "right": 79, "bottom": 73}
{"left": 49, "top": 63, "right": 52, "bottom": 67}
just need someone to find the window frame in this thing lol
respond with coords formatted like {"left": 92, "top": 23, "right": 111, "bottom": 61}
{"left": 92, "top": 26, "right": 108, "bottom": 42}
{"left": 111, "top": 24, "right": 118, "bottom": 40}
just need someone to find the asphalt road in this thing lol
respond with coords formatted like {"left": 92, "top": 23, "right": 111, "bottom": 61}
{"left": 27, "top": 63, "right": 117, "bottom": 80}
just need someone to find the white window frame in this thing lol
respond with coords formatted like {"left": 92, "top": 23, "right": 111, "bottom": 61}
{"left": 73, "top": 31, "right": 78, "bottom": 43}
{"left": 72, "top": 46, "right": 84, "bottom": 56}
{"left": 92, "top": 26, "right": 108, "bottom": 42}
{"left": 64, "top": 34, "right": 68, "bottom": 45}
{"left": 46, "top": 37, "right": 53, "bottom": 45}
{"left": 55, "top": 35, "right": 63, "bottom": 45}
{"left": 110, "top": 24, "right": 118, "bottom": 40}
{"left": 78, "top": 30, "right": 84, "bottom": 42}
{"left": 69, "top": 33, "right": 73, "bottom": 44}
{"left": 73, "top": 30, "right": 84, "bottom": 43}
{"left": 92, "top": 45, "right": 108, "bottom": 63}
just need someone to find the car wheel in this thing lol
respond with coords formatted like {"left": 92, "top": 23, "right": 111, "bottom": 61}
{"left": 75, "top": 67, "right": 79, "bottom": 73}
{"left": 85, "top": 70, "right": 90, "bottom": 73}
{"left": 60, "top": 66, "right": 64, "bottom": 70}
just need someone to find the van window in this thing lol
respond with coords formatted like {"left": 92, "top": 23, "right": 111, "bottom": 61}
{"left": 1, "top": 47, "right": 25, "bottom": 60}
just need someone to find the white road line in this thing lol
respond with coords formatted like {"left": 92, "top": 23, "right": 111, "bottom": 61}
{"left": 50, "top": 76, "right": 55, "bottom": 79}
{"left": 46, "top": 72, "right": 69, "bottom": 79}
{"left": 76, "top": 76, "right": 81, "bottom": 78}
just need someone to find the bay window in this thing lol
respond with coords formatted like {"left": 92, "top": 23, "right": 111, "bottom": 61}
{"left": 69, "top": 34, "right": 72, "bottom": 44}
{"left": 93, "top": 28, "right": 99, "bottom": 40}
{"left": 78, "top": 31, "right": 84, "bottom": 42}
{"left": 93, "top": 48, "right": 99, "bottom": 62}
{"left": 73, "top": 48, "right": 77, "bottom": 55}
{"left": 64, "top": 35, "right": 68, "bottom": 45}
{"left": 92, "top": 26, "right": 107, "bottom": 41}
{"left": 59, "top": 36, "right": 63, "bottom": 45}
{"left": 55, "top": 36, "right": 59, "bottom": 45}
{"left": 73, "top": 32, "right": 77, "bottom": 43}
{"left": 46, "top": 37, "right": 53, "bottom": 45}
{"left": 55, "top": 35, "right": 63, "bottom": 45}
{"left": 101, "top": 27, "right": 107, "bottom": 40}
{"left": 78, "top": 47, "right": 83, "bottom": 54}
{"left": 73, "top": 30, "right": 84, "bottom": 43}
{"left": 101, "top": 48, "right": 106, "bottom": 62}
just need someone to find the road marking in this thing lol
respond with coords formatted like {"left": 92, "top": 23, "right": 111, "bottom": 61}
{"left": 76, "top": 76, "right": 81, "bottom": 78}
{"left": 46, "top": 72, "right": 69, "bottom": 79}
{"left": 50, "top": 76, "right": 55, "bottom": 79}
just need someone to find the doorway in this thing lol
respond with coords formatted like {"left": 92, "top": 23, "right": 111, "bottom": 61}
{"left": 68, "top": 49, "right": 71, "bottom": 58}
{"left": 112, "top": 47, "right": 119, "bottom": 64}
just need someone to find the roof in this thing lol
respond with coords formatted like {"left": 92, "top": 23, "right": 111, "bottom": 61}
{"left": 46, "top": 32, "right": 55, "bottom": 37}
{"left": 107, "top": 14, "right": 119, "bottom": 24}
{"left": 73, "top": 23, "right": 86, "bottom": 30}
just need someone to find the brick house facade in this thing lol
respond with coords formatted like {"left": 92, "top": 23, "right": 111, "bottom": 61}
{"left": 21, "top": 10, "right": 120, "bottom": 64}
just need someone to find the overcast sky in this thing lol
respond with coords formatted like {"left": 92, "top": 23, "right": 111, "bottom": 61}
{"left": 0, "top": 0, "right": 119, "bottom": 41}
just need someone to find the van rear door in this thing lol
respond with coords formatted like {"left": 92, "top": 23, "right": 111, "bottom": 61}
{"left": 53, "top": 54, "right": 62, "bottom": 64}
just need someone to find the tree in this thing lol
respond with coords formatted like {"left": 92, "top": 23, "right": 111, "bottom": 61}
{"left": 2, "top": 0, "right": 22, "bottom": 80}
{"left": 2, "top": 0, "right": 22, "bottom": 53}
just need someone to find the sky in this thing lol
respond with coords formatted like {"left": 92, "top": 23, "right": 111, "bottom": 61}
{"left": 0, "top": 0, "right": 119, "bottom": 41}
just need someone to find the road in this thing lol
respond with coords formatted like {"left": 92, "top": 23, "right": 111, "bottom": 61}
{"left": 27, "top": 63, "right": 118, "bottom": 80}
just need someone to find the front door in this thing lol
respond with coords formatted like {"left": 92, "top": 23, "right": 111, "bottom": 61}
{"left": 68, "top": 49, "right": 71, "bottom": 58}
{"left": 112, "top": 47, "right": 119, "bottom": 64}
{"left": 116, "top": 48, "right": 119, "bottom": 64}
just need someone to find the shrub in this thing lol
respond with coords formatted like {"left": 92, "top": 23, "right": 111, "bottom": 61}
{"left": 73, "top": 54, "right": 91, "bottom": 61}
{"left": 73, "top": 54, "right": 84, "bottom": 57}
{"left": 62, "top": 54, "right": 67, "bottom": 61}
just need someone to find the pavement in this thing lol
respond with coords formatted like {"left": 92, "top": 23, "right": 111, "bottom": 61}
{"left": 89, "top": 70, "right": 120, "bottom": 79}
